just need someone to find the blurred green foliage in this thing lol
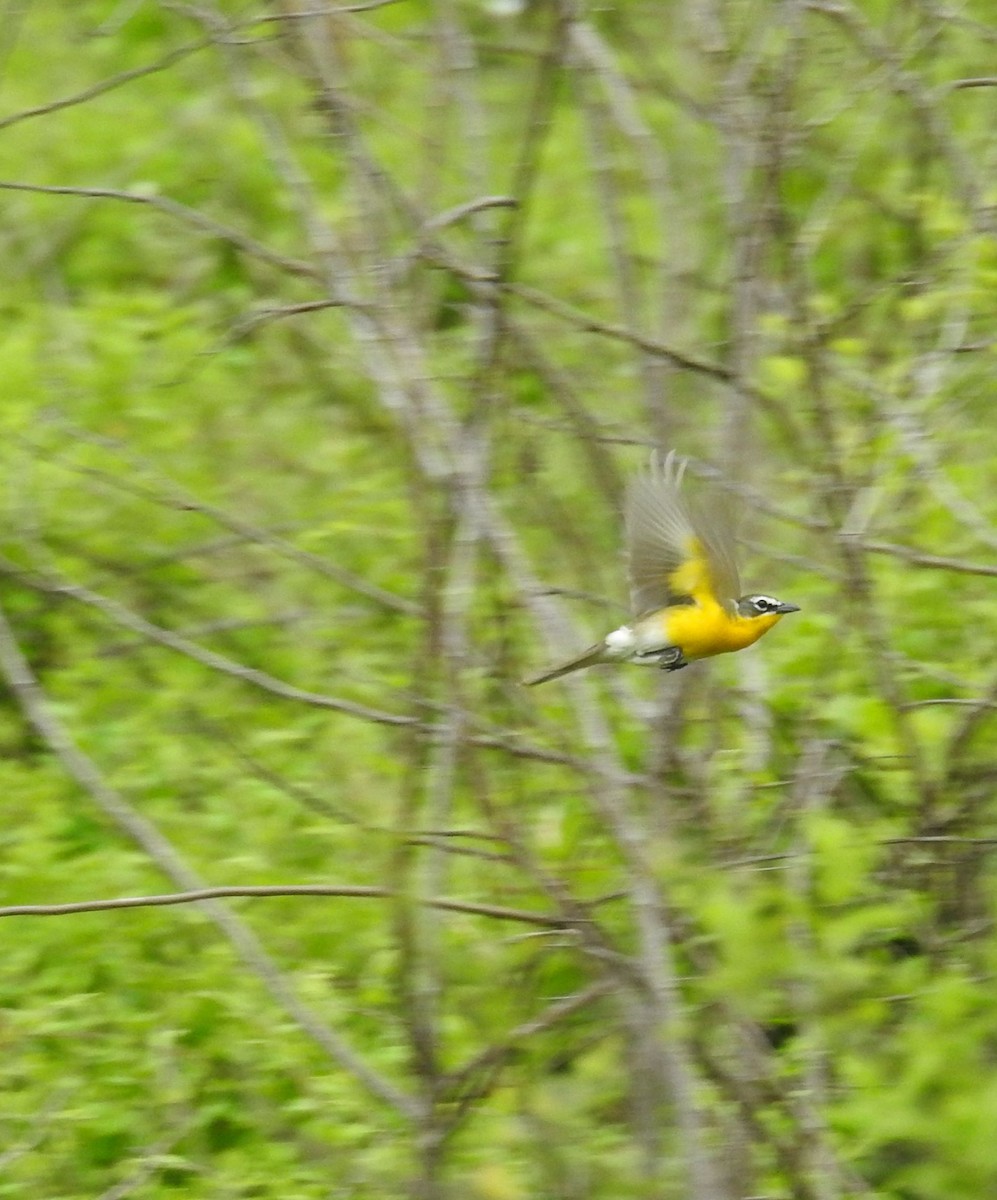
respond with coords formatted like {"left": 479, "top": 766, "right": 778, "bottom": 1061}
{"left": 2, "top": 2, "right": 997, "bottom": 1197}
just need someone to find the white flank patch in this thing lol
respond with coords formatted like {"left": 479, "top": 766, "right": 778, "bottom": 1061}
{"left": 603, "top": 626, "right": 635, "bottom": 657}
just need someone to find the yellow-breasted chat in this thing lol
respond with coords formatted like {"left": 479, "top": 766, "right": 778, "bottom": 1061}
{"left": 524, "top": 451, "right": 798, "bottom": 686}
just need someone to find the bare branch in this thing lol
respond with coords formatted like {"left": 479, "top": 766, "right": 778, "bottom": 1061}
{"left": 0, "top": 597, "right": 417, "bottom": 1118}
{"left": 0, "top": 180, "right": 316, "bottom": 278}
{"left": 0, "top": 885, "right": 571, "bottom": 928}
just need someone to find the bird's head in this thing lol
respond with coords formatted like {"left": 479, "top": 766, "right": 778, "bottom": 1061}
{"left": 736, "top": 594, "right": 800, "bottom": 620}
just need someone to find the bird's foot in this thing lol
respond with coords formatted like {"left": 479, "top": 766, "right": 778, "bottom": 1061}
{"left": 635, "top": 646, "right": 687, "bottom": 671}
{"left": 659, "top": 650, "right": 688, "bottom": 672}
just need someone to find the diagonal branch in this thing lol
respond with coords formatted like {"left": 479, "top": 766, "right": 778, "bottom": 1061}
{"left": 0, "top": 598, "right": 417, "bottom": 1119}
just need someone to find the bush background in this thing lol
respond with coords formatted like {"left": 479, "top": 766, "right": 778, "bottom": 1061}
{"left": 2, "top": 2, "right": 997, "bottom": 1197}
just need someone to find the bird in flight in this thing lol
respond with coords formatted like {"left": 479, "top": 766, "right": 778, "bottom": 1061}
{"left": 524, "top": 451, "right": 799, "bottom": 686}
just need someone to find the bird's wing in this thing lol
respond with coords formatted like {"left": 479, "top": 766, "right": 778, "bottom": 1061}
{"left": 625, "top": 451, "right": 741, "bottom": 616}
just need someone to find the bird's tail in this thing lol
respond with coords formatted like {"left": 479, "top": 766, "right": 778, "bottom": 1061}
{"left": 522, "top": 643, "right": 607, "bottom": 687}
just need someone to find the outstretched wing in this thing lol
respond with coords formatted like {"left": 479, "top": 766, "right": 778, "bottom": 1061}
{"left": 625, "top": 451, "right": 741, "bottom": 616}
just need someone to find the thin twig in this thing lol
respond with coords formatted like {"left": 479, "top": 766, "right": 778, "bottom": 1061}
{"left": 0, "top": 598, "right": 416, "bottom": 1118}
{"left": 0, "top": 885, "right": 571, "bottom": 927}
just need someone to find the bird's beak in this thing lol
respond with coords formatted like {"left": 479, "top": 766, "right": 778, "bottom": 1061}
{"left": 776, "top": 602, "right": 800, "bottom": 614}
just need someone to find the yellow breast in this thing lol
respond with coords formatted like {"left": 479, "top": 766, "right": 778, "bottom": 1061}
{"left": 659, "top": 602, "right": 781, "bottom": 660}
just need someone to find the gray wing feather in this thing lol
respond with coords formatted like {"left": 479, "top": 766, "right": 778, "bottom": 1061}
{"left": 696, "top": 486, "right": 741, "bottom": 608}
{"left": 625, "top": 451, "right": 741, "bottom": 616}
{"left": 626, "top": 452, "right": 695, "bottom": 616}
